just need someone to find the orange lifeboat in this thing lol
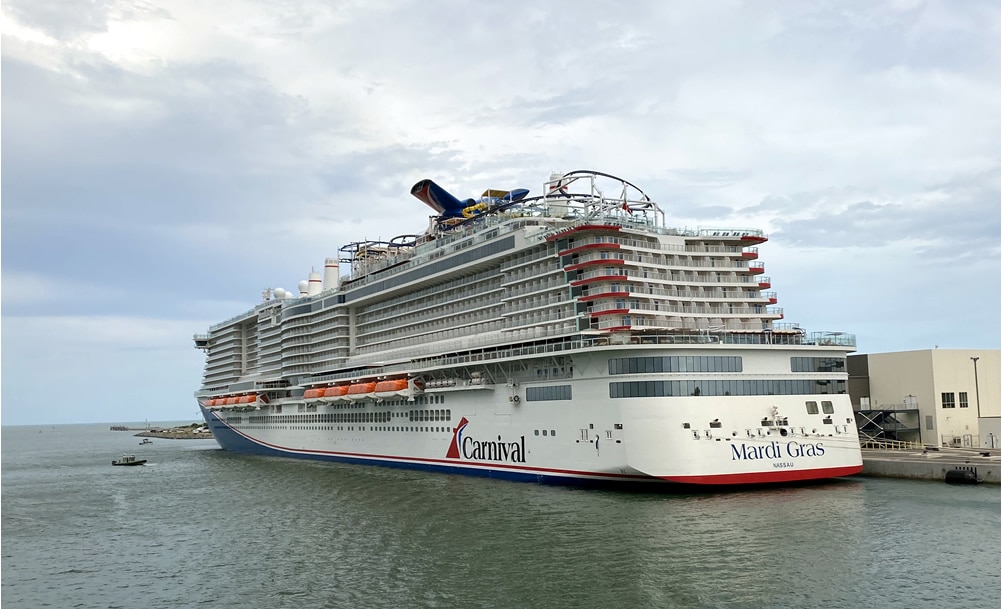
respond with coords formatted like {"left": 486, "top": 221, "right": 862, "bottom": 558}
{"left": 324, "top": 386, "right": 349, "bottom": 401}
{"left": 225, "top": 397, "right": 239, "bottom": 406}
{"left": 304, "top": 388, "right": 324, "bottom": 400}
{"left": 374, "top": 379, "right": 409, "bottom": 398}
{"left": 346, "top": 382, "right": 377, "bottom": 401}
{"left": 239, "top": 395, "right": 256, "bottom": 404}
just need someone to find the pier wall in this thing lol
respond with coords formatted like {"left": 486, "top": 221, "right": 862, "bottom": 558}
{"left": 860, "top": 449, "right": 1000, "bottom": 484}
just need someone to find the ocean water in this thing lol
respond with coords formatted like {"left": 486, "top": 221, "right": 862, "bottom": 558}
{"left": 2, "top": 423, "right": 999, "bottom": 609}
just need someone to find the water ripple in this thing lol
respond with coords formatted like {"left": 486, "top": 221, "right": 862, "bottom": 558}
{"left": 2, "top": 425, "right": 999, "bottom": 609}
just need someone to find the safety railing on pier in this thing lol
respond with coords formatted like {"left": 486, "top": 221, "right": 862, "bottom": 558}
{"left": 859, "top": 438, "right": 925, "bottom": 451}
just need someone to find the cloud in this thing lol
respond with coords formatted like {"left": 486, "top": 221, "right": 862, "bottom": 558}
{"left": 2, "top": 0, "right": 998, "bottom": 424}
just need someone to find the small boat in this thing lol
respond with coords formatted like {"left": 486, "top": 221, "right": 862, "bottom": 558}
{"left": 139, "top": 439, "right": 153, "bottom": 445}
{"left": 112, "top": 454, "right": 147, "bottom": 466}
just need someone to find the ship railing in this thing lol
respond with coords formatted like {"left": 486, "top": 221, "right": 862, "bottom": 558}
{"left": 500, "top": 280, "right": 568, "bottom": 299}
{"left": 499, "top": 248, "right": 558, "bottom": 271}
{"left": 698, "top": 227, "right": 767, "bottom": 239}
{"left": 348, "top": 322, "right": 855, "bottom": 370}
{"left": 359, "top": 286, "right": 502, "bottom": 324}
{"left": 499, "top": 294, "right": 570, "bottom": 314}
{"left": 559, "top": 235, "right": 751, "bottom": 256}
{"left": 299, "top": 322, "right": 856, "bottom": 386}
{"left": 356, "top": 309, "right": 503, "bottom": 341}
{"left": 859, "top": 438, "right": 925, "bottom": 451}
{"left": 360, "top": 268, "right": 502, "bottom": 316}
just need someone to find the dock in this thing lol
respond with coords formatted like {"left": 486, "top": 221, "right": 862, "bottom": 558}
{"left": 861, "top": 446, "right": 1000, "bottom": 484}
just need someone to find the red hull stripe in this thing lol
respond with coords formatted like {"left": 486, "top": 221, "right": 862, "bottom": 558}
{"left": 660, "top": 465, "right": 862, "bottom": 485}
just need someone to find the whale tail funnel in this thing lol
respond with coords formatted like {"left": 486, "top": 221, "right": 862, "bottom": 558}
{"left": 411, "top": 180, "right": 474, "bottom": 218}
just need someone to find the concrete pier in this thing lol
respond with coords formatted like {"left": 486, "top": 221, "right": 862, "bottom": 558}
{"left": 861, "top": 447, "right": 1000, "bottom": 484}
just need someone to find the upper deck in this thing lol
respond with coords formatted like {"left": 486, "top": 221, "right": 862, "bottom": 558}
{"left": 194, "top": 170, "right": 854, "bottom": 395}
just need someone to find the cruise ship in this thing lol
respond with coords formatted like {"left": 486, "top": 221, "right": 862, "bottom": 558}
{"left": 193, "top": 170, "right": 863, "bottom": 486}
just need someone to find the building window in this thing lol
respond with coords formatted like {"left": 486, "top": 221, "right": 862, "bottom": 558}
{"left": 805, "top": 401, "right": 819, "bottom": 415}
{"left": 941, "top": 392, "right": 956, "bottom": 409}
{"left": 959, "top": 392, "right": 969, "bottom": 408}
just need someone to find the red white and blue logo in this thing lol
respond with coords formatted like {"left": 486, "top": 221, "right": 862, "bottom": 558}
{"left": 445, "top": 417, "right": 470, "bottom": 459}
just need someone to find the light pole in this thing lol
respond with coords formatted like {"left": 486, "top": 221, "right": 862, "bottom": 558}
{"left": 970, "top": 356, "right": 982, "bottom": 418}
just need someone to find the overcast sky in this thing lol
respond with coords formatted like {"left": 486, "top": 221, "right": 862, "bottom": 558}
{"left": 3, "top": 0, "right": 999, "bottom": 425}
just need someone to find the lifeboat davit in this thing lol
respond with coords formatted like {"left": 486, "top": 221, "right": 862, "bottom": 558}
{"left": 346, "top": 382, "right": 377, "bottom": 401}
{"left": 374, "top": 378, "right": 409, "bottom": 399}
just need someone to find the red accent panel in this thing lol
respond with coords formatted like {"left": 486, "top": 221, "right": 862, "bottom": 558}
{"left": 758, "top": 282, "right": 771, "bottom": 288}
{"left": 578, "top": 291, "right": 631, "bottom": 302}
{"left": 546, "top": 224, "right": 623, "bottom": 242}
{"left": 659, "top": 465, "right": 862, "bottom": 485}
{"left": 603, "top": 325, "right": 632, "bottom": 331}
{"left": 570, "top": 275, "right": 628, "bottom": 287}
{"left": 749, "top": 266, "right": 765, "bottom": 275}
{"left": 741, "top": 235, "right": 768, "bottom": 244}
{"left": 590, "top": 308, "right": 629, "bottom": 317}
{"left": 564, "top": 259, "right": 626, "bottom": 272}
{"left": 740, "top": 252, "right": 759, "bottom": 259}
{"left": 558, "top": 242, "right": 621, "bottom": 256}
{"left": 768, "top": 298, "right": 778, "bottom": 304}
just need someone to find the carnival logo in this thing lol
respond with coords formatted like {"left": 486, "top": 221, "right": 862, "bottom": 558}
{"left": 445, "top": 417, "right": 526, "bottom": 463}
{"left": 445, "top": 417, "right": 470, "bottom": 459}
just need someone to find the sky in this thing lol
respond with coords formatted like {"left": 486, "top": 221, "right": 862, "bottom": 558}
{"left": 2, "top": 0, "right": 999, "bottom": 426}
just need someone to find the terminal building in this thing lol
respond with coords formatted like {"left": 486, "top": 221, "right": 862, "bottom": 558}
{"left": 848, "top": 349, "right": 1000, "bottom": 448}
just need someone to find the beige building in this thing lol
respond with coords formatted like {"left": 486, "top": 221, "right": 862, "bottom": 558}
{"left": 848, "top": 349, "right": 1000, "bottom": 448}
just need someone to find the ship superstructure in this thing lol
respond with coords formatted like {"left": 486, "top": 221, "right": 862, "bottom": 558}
{"left": 194, "top": 170, "right": 862, "bottom": 485}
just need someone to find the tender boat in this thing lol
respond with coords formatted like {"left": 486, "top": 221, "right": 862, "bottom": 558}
{"left": 112, "top": 454, "right": 147, "bottom": 466}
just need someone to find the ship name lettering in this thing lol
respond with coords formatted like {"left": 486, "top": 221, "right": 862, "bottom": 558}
{"left": 730, "top": 441, "right": 825, "bottom": 461}
{"left": 462, "top": 435, "right": 526, "bottom": 463}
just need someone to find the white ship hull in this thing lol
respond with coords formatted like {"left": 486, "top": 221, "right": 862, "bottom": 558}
{"left": 200, "top": 347, "right": 862, "bottom": 486}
